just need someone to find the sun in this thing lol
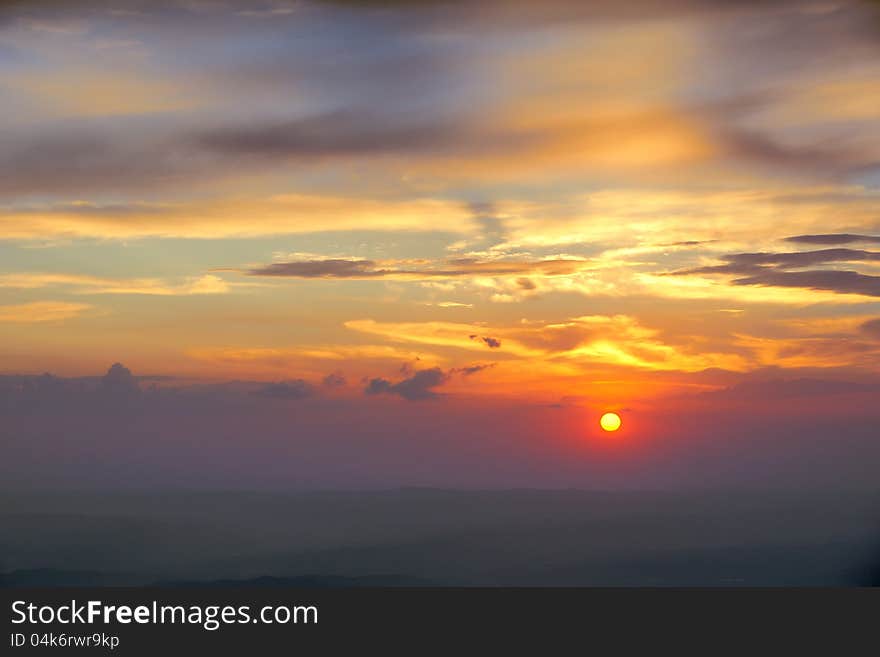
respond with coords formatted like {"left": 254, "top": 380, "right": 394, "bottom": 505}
{"left": 599, "top": 412, "right": 622, "bottom": 432}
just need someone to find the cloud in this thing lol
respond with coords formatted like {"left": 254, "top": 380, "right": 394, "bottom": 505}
{"left": 185, "top": 344, "right": 445, "bottom": 379}
{"left": 785, "top": 234, "right": 880, "bottom": 246}
{"left": 100, "top": 362, "right": 140, "bottom": 395}
{"left": 2, "top": 0, "right": 879, "bottom": 213}
{"left": 424, "top": 301, "right": 472, "bottom": 308}
{"left": 730, "top": 269, "right": 880, "bottom": 297}
{"left": 0, "top": 300, "right": 91, "bottom": 322}
{"left": 682, "top": 248, "right": 880, "bottom": 275}
{"left": 253, "top": 379, "right": 314, "bottom": 400}
{"left": 0, "top": 0, "right": 839, "bottom": 27}
{"left": 469, "top": 334, "right": 501, "bottom": 349}
{"left": 715, "top": 126, "right": 868, "bottom": 177}
{"left": 0, "top": 128, "right": 183, "bottom": 197}
{"left": 364, "top": 377, "right": 393, "bottom": 395}
{"left": 195, "top": 110, "right": 458, "bottom": 159}
{"left": 245, "top": 257, "right": 587, "bottom": 280}
{"left": 0, "top": 196, "right": 471, "bottom": 240}
{"left": 4, "top": 361, "right": 880, "bottom": 491}
{"left": 659, "top": 240, "right": 717, "bottom": 247}
{"left": 322, "top": 372, "right": 346, "bottom": 388}
{"left": 735, "top": 333, "right": 880, "bottom": 370}
{"left": 859, "top": 318, "right": 880, "bottom": 340}
{"left": 247, "top": 259, "right": 385, "bottom": 278}
{"left": 451, "top": 363, "right": 495, "bottom": 376}
{"left": 363, "top": 367, "right": 448, "bottom": 400}
{"left": 705, "top": 377, "right": 880, "bottom": 401}
{"left": 0, "top": 272, "right": 231, "bottom": 295}
{"left": 347, "top": 316, "right": 748, "bottom": 372}
{"left": 446, "top": 203, "right": 509, "bottom": 252}
{"left": 669, "top": 244, "right": 880, "bottom": 298}
{"left": 7, "top": 68, "right": 196, "bottom": 118}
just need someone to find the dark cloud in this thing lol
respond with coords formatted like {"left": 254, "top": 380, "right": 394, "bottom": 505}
{"left": 451, "top": 363, "right": 495, "bottom": 376}
{"left": 246, "top": 257, "right": 585, "bottom": 279}
{"left": 2, "top": 0, "right": 879, "bottom": 203}
{"left": 195, "top": 111, "right": 458, "bottom": 160}
{"left": 469, "top": 334, "right": 501, "bottom": 349}
{"left": 463, "top": 202, "right": 508, "bottom": 251}
{"left": 100, "top": 362, "right": 140, "bottom": 395}
{"left": 0, "top": 0, "right": 472, "bottom": 199}
{"left": 683, "top": 248, "right": 880, "bottom": 276}
{"left": 363, "top": 367, "right": 447, "bottom": 400}
{"left": 785, "top": 234, "right": 880, "bottom": 246}
{"left": 516, "top": 277, "right": 536, "bottom": 290}
{"left": 2, "top": 368, "right": 325, "bottom": 408}
{"left": 364, "top": 377, "right": 394, "bottom": 395}
{"left": 253, "top": 379, "right": 314, "bottom": 399}
{"left": 859, "top": 318, "right": 880, "bottom": 339}
{"left": 322, "top": 372, "right": 346, "bottom": 388}
{"left": 730, "top": 269, "right": 880, "bottom": 297}
{"left": 5, "top": 362, "right": 880, "bottom": 491}
{"left": 730, "top": 248, "right": 880, "bottom": 268}
{"left": 249, "top": 259, "right": 387, "bottom": 278}
{"left": 657, "top": 239, "right": 718, "bottom": 248}
{"left": 705, "top": 377, "right": 880, "bottom": 400}
{"left": 0, "top": 129, "right": 188, "bottom": 197}
{"left": 0, "top": 372, "right": 80, "bottom": 410}
{"left": 0, "top": 0, "right": 804, "bottom": 26}
{"left": 671, "top": 246, "right": 880, "bottom": 297}
{"left": 10, "top": 201, "right": 166, "bottom": 217}
{"left": 717, "top": 127, "right": 867, "bottom": 177}
{"left": 392, "top": 368, "right": 447, "bottom": 400}
{"left": 691, "top": 85, "right": 879, "bottom": 178}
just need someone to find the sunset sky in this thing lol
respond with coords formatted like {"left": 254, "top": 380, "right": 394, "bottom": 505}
{"left": 2, "top": 0, "right": 880, "bottom": 488}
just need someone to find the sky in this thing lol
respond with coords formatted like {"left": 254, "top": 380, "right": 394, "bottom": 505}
{"left": 1, "top": 0, "right": 880, "bottom": 489}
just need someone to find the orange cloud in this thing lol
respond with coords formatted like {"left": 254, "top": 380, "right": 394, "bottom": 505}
{"left": 345, "top": 316, "right": 748, "bottom": 373}
{"left": 0, "top": 272, "right": 232, "bottom": 295}
{"left": 0, "top": 196, "right": 472, "bottom": 240}
{"left": 0, "top": 301, "right": 91, "bottom": 323}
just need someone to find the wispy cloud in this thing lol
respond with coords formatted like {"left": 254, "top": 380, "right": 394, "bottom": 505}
{"left": 785, "top": 234, "right": 880, "bottom": 246}
{"left": 668, "top": 243, "right": 880, "bottom": 298}
{"left": 0, "top": 300, "right": 91, "bottom": 323}
{"left": 244, "top": 256, "right": 588, "bottom": 280}
{"left": 0, "top": 272, "right": 232, "bottom": 295}
{"left": 364, "top": 367, "right": 448, "bottom": 401}
{"left": 346, "top": 316, "right": 748, "bottom": 372}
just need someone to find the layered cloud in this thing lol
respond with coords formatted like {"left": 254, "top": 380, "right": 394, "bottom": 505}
{"left": 345, "top": 316, "right": 748, "bottom": 373}
{"left": 0, "top": 196, "right": 472, "bottom": 240}
{"left": 185, "top": 345, "right": 448, "bottom": 380}
{"left": 245, "top": 256, "right": 588, "bottom": 280}
{"left": 364, "top": 367, "right": 448, "bottom": 401}
{"left": 0, "top": 272, "right": 231, "bottom": 295}
{"left": 4, "top": 360, "right": 880, "bottom": 490}
{"left": 861, "top": 318, "right": 880, "bottom": 339}
{"left": 0, "top": 300, "right": 91, "bottom": 323}
{"left": 669, "top": 240, "right": 880, "bottom": 298}
{"left": 0, "top": 0, "right": 878, "bottom": 207}
{"left": 253, "top": 379, "right": 315, "bottom": 400}
{"left": 785, "top": 234, "right": 880, "bottom": 246}
{"left": 1, "top": 0, "right": 880, "bottom": 414}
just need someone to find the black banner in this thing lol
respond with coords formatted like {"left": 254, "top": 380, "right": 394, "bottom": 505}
{"left": 2, "top": 587, "right": 877, "bottom": 653}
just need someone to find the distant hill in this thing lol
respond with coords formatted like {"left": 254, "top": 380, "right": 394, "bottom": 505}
{"left": 0, "top": 568, "right": 148, "bottom": 587}
{"left": 0, "top": 569, "right": 432, "bottom": 588}
{"left": 157, "top": 574, "right": 434, "bottom": 588}
{"left": 2, "top": 488, "right": 879, "bottom": 587}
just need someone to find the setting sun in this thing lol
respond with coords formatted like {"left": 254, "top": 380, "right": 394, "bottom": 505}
{"left": 600, "top": 412, "right": 622, "bottom": 432}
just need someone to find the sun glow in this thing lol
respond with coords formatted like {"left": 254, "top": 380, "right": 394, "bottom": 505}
{"left": 600, "top": 412, "right": 622, "bottom": 432}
